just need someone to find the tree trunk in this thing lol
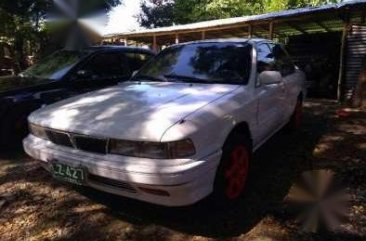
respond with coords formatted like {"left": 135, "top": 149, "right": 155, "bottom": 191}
{"left": 14, "top": 32, "right": 26, "bottom": 72}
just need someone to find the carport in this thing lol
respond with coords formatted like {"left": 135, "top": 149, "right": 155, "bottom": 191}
{"left": 103, "top": 1, "right": 366, "bottom": 102}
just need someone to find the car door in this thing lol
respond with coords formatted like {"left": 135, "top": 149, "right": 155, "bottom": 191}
{"left": 269, "top": 43, "right": 298, "bottom": 121}
{"left": 70, "top": 51, "right": 131, "bottom": 92}
{"left": 255, "top": 43, "right": 287, "bottom": 143}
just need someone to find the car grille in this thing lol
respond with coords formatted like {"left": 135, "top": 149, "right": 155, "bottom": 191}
{"left": 88, "top": 174, "right": 137, "bottom": 193}
{"left": 46, "top": 130, "right": 73, "bottom": 148}
{"left": 45, "top": 129, "right": 108, "bottom": 155}
{"left": 74, "top": 135, "right": 107, "bottom": 154}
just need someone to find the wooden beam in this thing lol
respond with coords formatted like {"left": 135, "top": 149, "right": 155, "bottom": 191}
{"left": 286, "top": 22, "right": 308, "bottom": 35}
{"left": 269, "top": 22, "right": 274, "bottom": 40}
{"left": 152, "top": 35, "right": 158, "bottom": 52}
{"left": 337, "top": 24, "right": 348, "bottom": 101}
{"left": 315, "top": 21, "right": 332, "bottom": 32}
{"left": 201, "top": 31, "right": 206, "bottom": 40}
{"left": 248, "top": 25, "right": 253, "bottom": 38}
{"left": 255, "top": 24, "right": 283, "bottom": 38}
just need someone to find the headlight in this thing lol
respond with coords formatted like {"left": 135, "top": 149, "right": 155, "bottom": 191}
{"left": 29, "top": 123, "right": 48, "bottom": 140}
{"left": 109, "top": 139, "right": 196, "bottom": 159}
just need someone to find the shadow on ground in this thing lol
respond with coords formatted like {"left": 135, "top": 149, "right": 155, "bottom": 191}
{"left": 0, "top": 100, "right": 365, "bottom": 241}
{"left": 72, "top": 100, "right": 334, "bottom": 239}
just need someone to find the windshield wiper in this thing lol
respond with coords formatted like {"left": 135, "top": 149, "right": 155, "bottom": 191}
{"left": 132, "top": 74, "right": 166, "bottom": 83}
{"left": 164, "top": 74, "right": 210, "bottom": 84}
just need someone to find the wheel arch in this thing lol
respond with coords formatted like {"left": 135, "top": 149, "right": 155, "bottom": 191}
{"left": 224, "top": 121, "right": 253, "bottom": 152}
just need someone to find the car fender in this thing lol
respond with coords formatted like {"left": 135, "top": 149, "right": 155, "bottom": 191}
{"left": 161, "top": 87, "right": 257, "bottom": 160}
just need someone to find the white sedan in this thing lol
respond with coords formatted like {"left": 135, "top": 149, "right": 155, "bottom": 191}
{"left": 23, "top": 39, "right": 306, "bottom": 207}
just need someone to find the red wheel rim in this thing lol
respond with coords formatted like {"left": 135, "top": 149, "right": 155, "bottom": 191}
{"left": 224, "top": 145, "right": 249, "bottom": 200}
{"left": 294, "top": 101, "right": 302, "bottom": 128}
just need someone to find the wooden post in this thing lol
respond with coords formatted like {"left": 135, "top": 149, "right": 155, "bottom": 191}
{"left": 248, "top": 25, "right": 253, "bottom": 38}
{"left": 337, "top": 24, "right": 348, "bottom": 102}
{"left": 269, "top": 22, "right": 274, "bottom": 40}
{"left": 201, "top": 31, "right": 206, "bottom": 40}
{"left": 152, "top": 35, "right": 158, "bottom": 52}
{"left": 175, "top": 34, "right": 179, "bottom": 44}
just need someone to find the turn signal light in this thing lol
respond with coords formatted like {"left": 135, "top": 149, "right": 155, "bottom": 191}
{"left": 138, "top": 187, "right": 170, "bottom": 196}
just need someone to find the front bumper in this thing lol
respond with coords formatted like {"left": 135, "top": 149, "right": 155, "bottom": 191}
{"left": 23, "top": 135, "right": 221, "bottom": 207}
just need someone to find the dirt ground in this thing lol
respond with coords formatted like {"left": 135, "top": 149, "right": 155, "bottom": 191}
{"left": 0, "top": 99, "right": 365, "bottom": 241}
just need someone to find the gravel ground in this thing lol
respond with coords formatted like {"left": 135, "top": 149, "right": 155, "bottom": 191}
{"left": 0, "top": 99, "right": 365, "bottom": 241}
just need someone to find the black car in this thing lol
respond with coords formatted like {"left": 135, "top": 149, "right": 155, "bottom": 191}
{"left": 0, "top": 46, "right": 155, "bottom": 148}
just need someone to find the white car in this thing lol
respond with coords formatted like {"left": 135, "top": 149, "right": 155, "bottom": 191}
{"left": 23, "top": 39, "right": 306, "bottom": 207}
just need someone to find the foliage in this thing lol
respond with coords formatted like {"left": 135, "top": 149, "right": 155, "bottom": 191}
{"left": 264, "top": 0, "right": 341, "bottom": 12}
{"left": 138, "top": 0, "right": 343, "bottom": 27}
{"left": 138, "top": 0, "right": 175, "bottom": 28}
{"left": 174, "top": 0, "right": 262, "bottom": 24}
{"left": 0, "top": 0, "right": 121, "bottom": 71}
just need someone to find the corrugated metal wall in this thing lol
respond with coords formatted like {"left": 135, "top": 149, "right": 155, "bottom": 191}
{"left": 344, "top": 25, "right": 366, "bottom": 101}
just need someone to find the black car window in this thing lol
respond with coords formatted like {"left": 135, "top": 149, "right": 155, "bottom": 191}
{"left": 21, "top": 50, "right": 87, "bottom": 80}
{"left": 257, "top": 43, "right": 275, "bottom": 74}
{"left": 269, "top": 44, "right": 296, "bottom": 77}
{"left": 83, "top": 52, "right": 130, "bottom": 78}
{"left": 136, "top": 42, "right": 252, "bottom": 85}
{"left": 124, "top": 53, "right": 153, "bottom": 72}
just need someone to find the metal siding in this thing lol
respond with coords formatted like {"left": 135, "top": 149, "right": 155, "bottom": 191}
{"left": 345, "top": 25, "right": 366, "bottom": 100}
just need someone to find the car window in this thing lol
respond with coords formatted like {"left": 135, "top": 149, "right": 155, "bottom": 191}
{"left": 269, "top": 44, "right": 296, "bottom": 77}
{"left": 124, "top": 53, "right": 153, "bottom": 72}
{"left": 83, "top": 52, "right": 130, "bottom": 79}
{"left": 136, "top": 42, "right": 252, "bottom": 85}
{"left": 257, "top": 43, "right": 275, "bottom": 74}
{"left": 21, "top": 50, "right": 88, "bottom": 80}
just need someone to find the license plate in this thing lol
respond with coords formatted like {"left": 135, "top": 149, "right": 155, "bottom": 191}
{"left": 51, "top": 162, "right": 85, "bottom": 185}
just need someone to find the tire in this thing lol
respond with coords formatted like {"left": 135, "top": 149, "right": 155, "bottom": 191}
{"left": 286, "top": 98, "right": 303, "bottom": 132}
{"left": 211, "top": 133, "right": 252, "bottom": 205}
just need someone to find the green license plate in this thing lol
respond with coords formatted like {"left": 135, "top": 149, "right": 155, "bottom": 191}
{"left": 51, "top": 162, "right": 85, "bottom": 185}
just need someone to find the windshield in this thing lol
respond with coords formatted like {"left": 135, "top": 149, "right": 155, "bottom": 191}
{"left": 21, "top": 50, "right": 88, "bottom": 80}
{"left": 135, "top": 42, "right": 252, "bottom": 84}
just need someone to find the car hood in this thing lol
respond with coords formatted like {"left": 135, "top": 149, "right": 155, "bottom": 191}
{"left": 29, "top": 82, "right": 239, "bottom": 141}
{"left": 0, "top": 75, "right": 49, "bottom": 95}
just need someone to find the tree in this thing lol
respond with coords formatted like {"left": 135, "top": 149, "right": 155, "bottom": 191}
{"left": 0, "top": 1, "right": 52, "bottom": 70}
{"left": 138, "top": 0, "right": 175, "bottom": 28}
{"left": 263, "top": 0, "right": 341, "bottom": 12}
{"left": 0, "top": 0, "right": 122, "bottom": 71}
{"left": 138, "top": 0, "right": 343, "bottom": 27}
{"left": 174, "top": 0, "right": 263, "bottom": 24}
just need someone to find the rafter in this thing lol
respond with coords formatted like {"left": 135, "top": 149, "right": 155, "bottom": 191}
{"left": 286, "top": 22, "right": 308, "bottom": 35}
{"left": 315, "top": 21, "right": 332, "bottom": 32}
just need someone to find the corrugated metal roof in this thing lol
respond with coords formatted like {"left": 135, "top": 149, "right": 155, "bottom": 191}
{"left": 103, "top": 0, "right": 366, "bottom": 38}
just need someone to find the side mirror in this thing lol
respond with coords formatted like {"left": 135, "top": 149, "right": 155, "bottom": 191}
{"left": 259, "top": 71, "right": 282, "bottom": 85}
{"left": 132, "top": 70, "right": 138, "bottom": 78}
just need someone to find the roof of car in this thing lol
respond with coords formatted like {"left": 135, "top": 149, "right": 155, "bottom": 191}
{"left": 173, "top": 38, "right": 273, "bottom": 46}
{"left": 87, "top": 45, "right": 155, "bottom": 54}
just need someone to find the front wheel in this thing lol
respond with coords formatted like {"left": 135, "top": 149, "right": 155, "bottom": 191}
{"left": 212, "top": 133, "right": 251, "bottom": 204}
